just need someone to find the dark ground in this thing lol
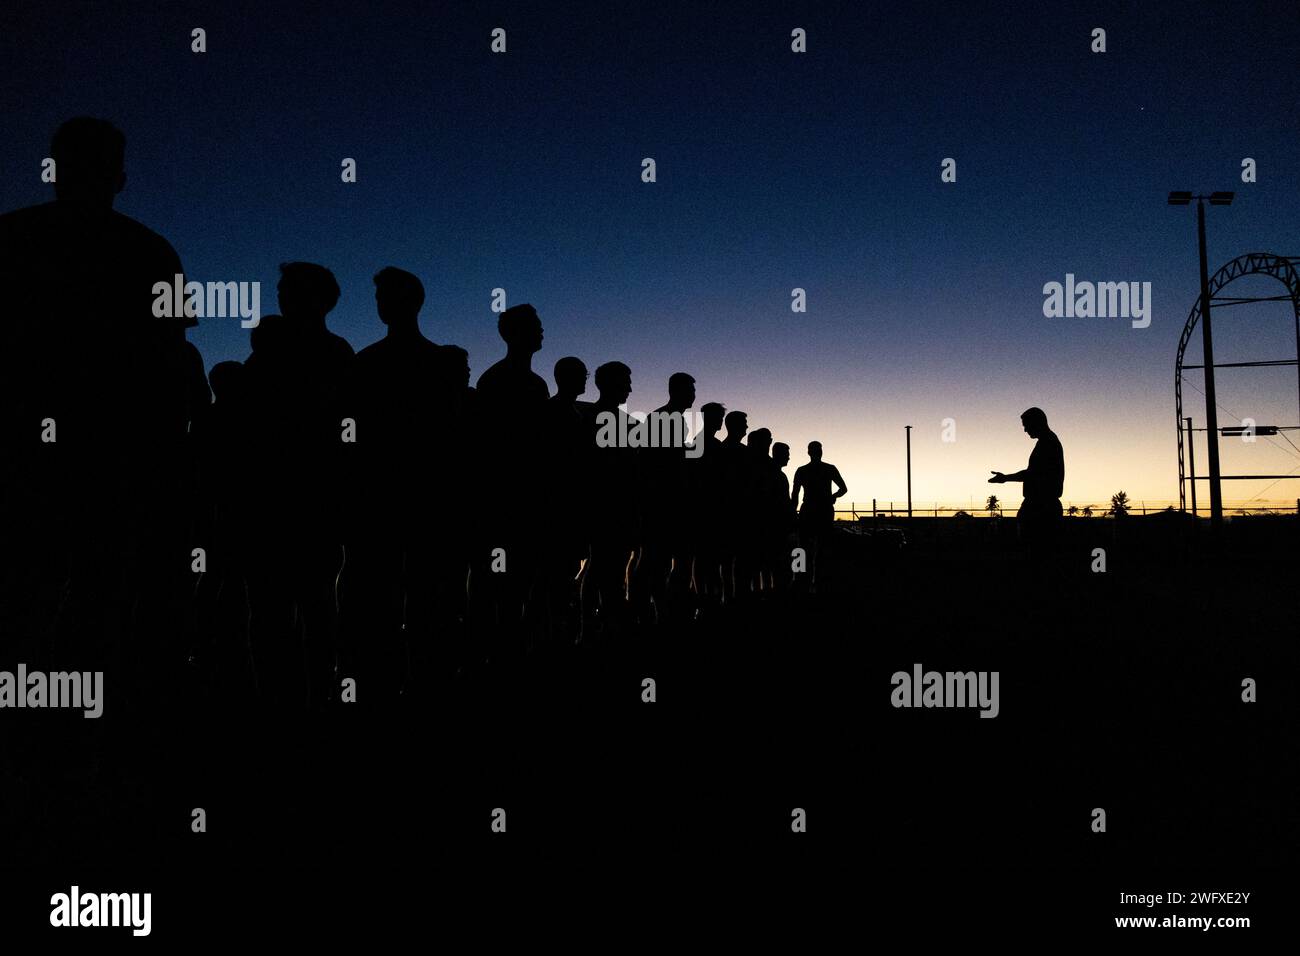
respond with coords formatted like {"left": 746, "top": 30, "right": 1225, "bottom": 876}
{"left": 2, "top": 515, "right": 1295, "bottom": 939}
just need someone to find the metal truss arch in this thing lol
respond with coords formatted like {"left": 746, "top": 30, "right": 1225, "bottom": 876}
{"left": 1175, "top": 253, "right": 1300, "bottom": 511}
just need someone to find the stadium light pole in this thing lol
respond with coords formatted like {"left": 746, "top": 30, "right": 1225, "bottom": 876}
{"left": 1168, "top": 189, "right": 1234, "bottom": 530}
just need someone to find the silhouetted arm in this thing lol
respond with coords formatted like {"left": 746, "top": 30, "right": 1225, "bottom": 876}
{"left": 791, "top": 469, "right": 804, "bottom": 509}
{"left": 989, "top": 469, "right": 1028, "bottom": 483}
{"left": 831, "top": 467, "right": 847, "bottom": 500}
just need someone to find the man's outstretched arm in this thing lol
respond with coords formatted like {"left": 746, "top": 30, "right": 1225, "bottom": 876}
{"left": 989, "top": 469, "right": 1028, "bottom": 484}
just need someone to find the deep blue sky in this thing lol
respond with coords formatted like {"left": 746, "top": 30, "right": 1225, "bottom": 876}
{"left": 4, "top": 0, "right": 1300, "bottom": 506}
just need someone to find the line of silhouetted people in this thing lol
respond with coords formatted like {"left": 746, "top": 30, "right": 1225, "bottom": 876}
{"left": 0, "top": 118, "right": 860, "bottom": 711}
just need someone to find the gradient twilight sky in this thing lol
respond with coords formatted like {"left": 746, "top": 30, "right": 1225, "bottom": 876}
{"left": 4, "top": 1, "right": 1300, "bottom": 509}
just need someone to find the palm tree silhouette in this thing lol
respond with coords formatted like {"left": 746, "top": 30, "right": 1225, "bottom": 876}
{"left": 1081, "top": 505, "right": 1093, "bottom": 518}
{"left": 1066, "top": 505, "right": 1078, "bottom": 517}
{"left": 1108, "top": 491, "right": 1130, "bottom": 517}
{"left": 985, "top": 494, "right": 1001, "bottom": 517}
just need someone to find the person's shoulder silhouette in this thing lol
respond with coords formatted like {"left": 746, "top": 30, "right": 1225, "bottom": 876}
{"left": 247, "top": 313, "right": 290, "bottom": 365}
{"left": 348, "top": 267, "right": 446, "bottom": 460}
{"left": 270, "top": 262, "right": 354, "bottom": 400}
{"left": 277, "top": 261, "right": 354, "bottom": 361}
{"left": 0, "top": 118, "right": 192, "bottom": 438}
{"left": 436, "top": 344, "right": 472, "bottom": 396}
{"left": 193, "top": 360, "right": 249, "bottom": 489}
{"left": 547, "top": 356, "right": 589, "bottom": 439}
{"left": 352, "top": 267, "right": 440, "bottom": 389}
{"left": 589, "top": 361, "right": 641, "bottom": 461}
{"left": 0, "top": 118, "right": 186, "bottom": 325}
{"left": 720, "top": 410, "right": 750, "bottom": 478}
{"left": 0, "top": 118, "right": 184, "bottom": 274}
{"left": 649, "top": 372, "right": 695, "bottom": 456}
{"left": 476, "top": 303, "right": 548, "bottom": 407}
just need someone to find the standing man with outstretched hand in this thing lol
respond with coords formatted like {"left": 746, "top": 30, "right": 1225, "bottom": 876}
{"left": 989, "top": 406, "right": 1065, "bottom": 555}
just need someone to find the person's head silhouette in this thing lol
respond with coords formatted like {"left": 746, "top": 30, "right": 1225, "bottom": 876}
{"left": 438, "top": 345, "right": 471, "bottom": 390}
{"left": 208, "top": 361, "right": 246, "bottom": 403}
{"left": 748, "top": 427, "right": 772, "bottom": 456}
{"left": 667, "top": 372, "right": 696, "bottom": 411}
{"left": 724, "top": 410, "right": 748, "bottom": 442}
{"left": 278, "top": 262, "right": 341, "bottom": 326}
{"left": 554, "top": 356, "right": 588, "bottom": 399}
{"left": 807, "top": 441, "right": 823, "bottom": 462}
{"left": 373, "top": 267, "right": 425, "bottom": 331}
{"left": 772, "top": 442, "right": 791, "bottom": 469}
{"left": 594, "top": 361, "right": 632, "bottom": 407}
{"left": 1021, "top": 407, "right": 1049, "bottom": 439}
{"left": 701, "top": 402, "right": 726, "bottom": 436}
{"left": 499, "top": 304, "right": 543, "bottom": 356}
{"left": 250, "top": 314, "right": 288, "bottom": 357}
{"left": 51, "top": 117, "right": 126, "bottom": 207}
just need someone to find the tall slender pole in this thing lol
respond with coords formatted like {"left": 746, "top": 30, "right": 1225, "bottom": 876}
{"left": 1185, "top": 416, "right": 1197, "bottom": 516}
{"left": 905, "top": 425, "right": 913, "bottom": 519}
{"left": 1197, "top": 198, "right": 1223, "bottom": 529}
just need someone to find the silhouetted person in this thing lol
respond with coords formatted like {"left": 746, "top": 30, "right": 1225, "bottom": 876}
{"left": 729, "top": 425, "right": 777, "bottom": 598}
{"left": 242, "top": 262, "right": 354, "bottom": 709}
{"left": 792, "top": 441, "right": 847, "bottom": 591}
{"left": 192, "top": 361, "right": 249, "bottom": 515}
{"left": 543, "top": 357, "right": 591, "bottom": 645}
{"left": 433, "top": 343, "right": 475, "bottom": 649}
{"left": 441, "top": 344, "right": 473, "bottom": 404}
{"left": 719, "top": 410, "right": 750, "bottom": 601}
{"left": 140, "top": 335, "right": 212, "bottom": 682}
{"left": 633, "top": 372, "right": 696, "bottom": 624}
{"left": 476, "top": 303, "right": 548, "bottom": 405}
{"left": 582, "top": 361, "right": 639, "bottom": 640}
{"left": 689, "top": 401, "right": 727, "bottom": 607}
{"left": 437, "top": 343, "right": 476, "bottom": 451}
{"left": 765, "top": 441, "right": 797, "bottom": 592}
{"left": 189, "top": 360, "right": 253, "bottom": 691}
{"left": 744, "top": 428, "right": 785, "bottom": 594}
{"left": 339, "top": 267, "right": 443, "bottom": 706}
{"left": 989, "top": 406, "right": 1065, "bottom": 556}
{"left": 472, "top": 304, "right": 548, "bottom": 658}
{"left": 0, "top": 117, "right": 194, "bottom": 693}
{"left": 249, "top": 311, "right": 291, "bottom": 359}
{"left": 272, "top": 262, "right": 355, "bottom": 369}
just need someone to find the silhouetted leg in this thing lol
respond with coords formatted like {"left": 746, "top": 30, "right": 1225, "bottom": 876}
{"left": 692, "top": 540, "right": 723, "bottom": 615}
{"left": 403, "top": 535, "right": 440, "bottom": 694}
{"left": 246, "top": 563, "right": 303, "bottom": 710}
{"left": 542, "top": 538, "right": 583, "bottom": 649}
{"left": 632, "top": 539, "right": 671, "bottom": 625}
{"left": 338, "top": 537, "right": 400, "bottom": 708}
{"left": 586, "top": 539, "right": 633, "bottom": 643}
{"left": 306, "top": 541, "right": 343, "bottom": 710}
{"left": 431, "top": 536, "right": 470, "bottom": 677}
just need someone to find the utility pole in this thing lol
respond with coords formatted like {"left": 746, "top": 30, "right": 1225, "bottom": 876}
{"left": 905, "top": 425, "right": 913, "bottom": 519}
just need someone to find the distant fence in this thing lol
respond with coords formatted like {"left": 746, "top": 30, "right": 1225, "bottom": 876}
{"left": 835, "top": 500, "right": 1300, "bottom": 519}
